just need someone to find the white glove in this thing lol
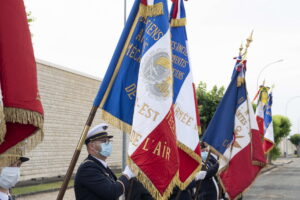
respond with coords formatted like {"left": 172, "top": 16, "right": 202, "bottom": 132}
{"left": 122, "top": 166, "right": 135, "bottom": 179}
{"left": 195, "top": 170, "right": 207, "bottom": 181}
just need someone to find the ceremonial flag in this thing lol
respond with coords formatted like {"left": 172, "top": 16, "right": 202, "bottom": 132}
{"left": 254, "top": 85, "right": 269, "bottom": 140}
{"left": 203, "top": 52, "right": 266, "bottom": 199}
{"left": 127, "top": 0, "right": 179, "bottom": 199}
{"left": 93, "top": 0, "right": 143, "bottom": 134}
{"left": 170, "top": 0, "right": 201, "bottom": 189}
{"left": 263, "top": 91, "right": 274, "bottom": 153}
{"left": 93, "top": 0, "right": 178, "bottom": 199}
{"left": 0, "top": 0, "right": 44, "bottom": 166}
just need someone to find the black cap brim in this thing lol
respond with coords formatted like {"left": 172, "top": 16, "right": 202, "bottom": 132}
{"left": 19, "top": 157, "right": 30, "bottom": 163}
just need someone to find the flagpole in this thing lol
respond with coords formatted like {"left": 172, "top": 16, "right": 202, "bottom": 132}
{"left": 122, "top": 0, "right": 127, "bottom": 171}
{"left": 56, "top": 106, "right": 98, "bottom": 200}
{"left": 194, "top": 149, "right": 211, "bottom": 200}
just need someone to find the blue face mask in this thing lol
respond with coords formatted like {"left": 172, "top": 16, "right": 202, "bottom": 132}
{"left": 201, "top": 151, "right": 208, "bottom": 161}
{"left": 99, "top": 142, "right": 112, "bottom": 157}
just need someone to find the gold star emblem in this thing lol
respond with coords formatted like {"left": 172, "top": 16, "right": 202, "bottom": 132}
{"left": 232, "top": 130, "right": 244, "bottom": 148}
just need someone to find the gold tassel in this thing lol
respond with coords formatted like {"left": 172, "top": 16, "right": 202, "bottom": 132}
{"left": 4, "top": 107, "right": 44, "bottom": 129}
{"left": 0, "top": 128, "right": 43, "bottom": 167}
{"left": 170, "top": 18, "right": 186, "bottom": 27}
{"left": 128, "top": 156, "right": 180, "bottom": 200}
{"left": 237, "top": 77, "right": 245, "bottom": 87}
{"left": 139, "top": 2, "right": 164, "bottom": 17}
{"left": 101, "top": 110, "right": 132, "bottom": 134}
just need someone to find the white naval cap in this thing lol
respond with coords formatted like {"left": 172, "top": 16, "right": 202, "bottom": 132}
{"left": 85, "top": 123, "right": 113, "bottom": 145}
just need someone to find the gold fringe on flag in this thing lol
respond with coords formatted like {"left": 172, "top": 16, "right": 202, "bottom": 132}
{"left": 252, "top": 160, "right": 266, "bottom": 167}
{"left": 170, "top": 18, "right": 186, "bottom": 27}
{"left": 128, "top": 156, "right": 179, "bottom": 200}
{"left": 139, "top": 2, "right": 164, "bottom": 17}
{"left": 0, "top": 105, "right": 6, "bottom": 144}
{"left": 176, "top": 141, "right": 201, "bottom": 163}
{"left": 263, "top": 138, "right": 275, "bottom": 154}
{"left": 217, "top": 167, "right": 265, "bottom": 200}
{"left": 101, "top": 110, "right": 132, "bottom": 134}
{"left": 0, "top": 128, "right": 43, "bottom": 167}
{"left": 176, "top": 141, "right": 201, "bottom": 189}
{"left": 0, "top": 107, "right": 44, "bottom": 167}
{"left": 4, "top": 107, "right": 44, "bottom": 129}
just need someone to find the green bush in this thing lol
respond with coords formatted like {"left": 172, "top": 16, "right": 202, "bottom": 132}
{"left": 290, "top": 134, "right": 300, "bottom": 146}
{"left": 269, "top": 146, "right": 281, "bottom": 160}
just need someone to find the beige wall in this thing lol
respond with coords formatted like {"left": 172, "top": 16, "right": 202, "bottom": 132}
{"left": 20, "top": 60, "right": 123, "bottom": 181}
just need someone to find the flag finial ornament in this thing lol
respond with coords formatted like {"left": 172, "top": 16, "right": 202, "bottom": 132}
{"left": 242, "top": 30, "right": 254, "bottom": 60}
{"left": 239, "top": 43, "right": 243, "bottom": 56}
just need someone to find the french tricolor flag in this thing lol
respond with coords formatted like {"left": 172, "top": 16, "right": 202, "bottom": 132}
{"left": 170, "top": 0, "right": 201, "bottom": 189}
{"left": 203, "top": 55, "right": 266, "bottom": 199}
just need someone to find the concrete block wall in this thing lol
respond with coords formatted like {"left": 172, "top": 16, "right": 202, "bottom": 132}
{"left": 20, "top": 60, "right": 123, "bottom": 181}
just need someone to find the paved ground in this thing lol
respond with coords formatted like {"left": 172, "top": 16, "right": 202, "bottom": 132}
{"left": 16, "top": 189, "right": 75, "bottom": 200}
{"left": 244, "top": 157, "right": 300, "bottom": 200}
{"left": 16, "top": 157, "right": 298, "bottom": 200}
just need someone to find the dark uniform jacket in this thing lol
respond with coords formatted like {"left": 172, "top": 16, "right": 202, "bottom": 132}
{"left": 125, "top": 178, "right": 193, "bottom": 200}
{"left": 74, "top": 155, "right": 129, "bottom": 200}
{"left": 196, "top": 155, "right": 219, "bottom": 200}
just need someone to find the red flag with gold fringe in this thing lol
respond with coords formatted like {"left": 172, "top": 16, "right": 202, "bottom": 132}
{"left": 0, "top": 0, "right": 44, "bottom": 166}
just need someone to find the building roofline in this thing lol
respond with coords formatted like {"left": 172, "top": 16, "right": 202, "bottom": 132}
{"left": 36, "top": 59, "right": 101, "bottom": 81}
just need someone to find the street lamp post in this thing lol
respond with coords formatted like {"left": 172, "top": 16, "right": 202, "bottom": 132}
{"left": 256, "top": 59, "right": 284, "bottom": 89}
{"left": 284, "top": 96, "right": 300, "bottom": 157}
{"left": 298, "top": 116, "right": 300, "bottom": 134}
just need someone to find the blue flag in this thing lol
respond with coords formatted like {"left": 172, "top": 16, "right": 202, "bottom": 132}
{"left": 202, "top": 57, "right": 247, "bottom": 154}
{"left": 93, "top": 0, "right": 149, "bottom": 133}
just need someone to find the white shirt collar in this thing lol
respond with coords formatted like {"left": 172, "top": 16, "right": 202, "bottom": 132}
{"left": 0, "top": 191, "right": 9, "bottom": 200}
{"left": 92, "top": 156, "right": 108, "bottom": 168}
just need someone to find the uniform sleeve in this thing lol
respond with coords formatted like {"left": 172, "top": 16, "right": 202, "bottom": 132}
{"left": 77, "top": 162, "right": 129, "bottom": 200}
{"left": 204, "top": 157, "right": 219, "bottom": 180}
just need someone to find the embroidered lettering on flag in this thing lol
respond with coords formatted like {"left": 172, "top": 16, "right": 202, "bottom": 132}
{"left": 127, "top": 1, "right": 179, "bottom": 200}
{"left": 203, "top": 49, "right": 266, "bottom": 199}
{"left": 170, "top": 0, "right": 201, "bottom": 189}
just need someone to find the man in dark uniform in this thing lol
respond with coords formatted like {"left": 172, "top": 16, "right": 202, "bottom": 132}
{"left": 0, "top": 157, "right": 29, "bottom": 200}
{"left": 194, "top": 147, "right": 220, "bottom": 200}
{"left": 74, "top": 123, "right": 135, "bottom": 200}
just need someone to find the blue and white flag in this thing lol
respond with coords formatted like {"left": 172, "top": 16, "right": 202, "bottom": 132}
{"left": 94, "top": 0, "right": 179, "bottom": 199}
{"left": 170, "top": 0, "right": 201, "bottom": 189}
{"left": 263, "top": 91, "right": 274, "bottom": 153}
{"left": 93, "top": 0, "right": 143, "bottom": 133}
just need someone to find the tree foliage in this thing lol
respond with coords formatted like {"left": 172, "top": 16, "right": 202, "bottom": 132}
{"left": 27, "top": 11, "right": 34, "bottom": 24}
{"left": 290, "top": 134, "right": 300, "bottom": 146}
{"left": 196, "top": 82, "right": 225, "bottom": 134}
{"left": 269, "top": 115, "right": 292, "bottom": 160}
{"left": 272, "top": 115, "right": 291, "bottom": 143}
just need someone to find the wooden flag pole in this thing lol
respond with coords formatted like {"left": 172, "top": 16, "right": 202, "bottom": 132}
{"left": 56, "top": 106, "right": 98, "bottom": 200}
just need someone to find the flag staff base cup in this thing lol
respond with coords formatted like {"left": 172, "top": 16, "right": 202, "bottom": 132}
{"left": 56, "top": 106, "right": 98, "bottom": 200}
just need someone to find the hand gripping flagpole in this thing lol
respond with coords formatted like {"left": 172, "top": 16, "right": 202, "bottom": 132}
{"left": 194, "top": 147, "right": 212, "bottom": 200}
{"left": 56, "top": 106, "right": 98, "bottom": 200}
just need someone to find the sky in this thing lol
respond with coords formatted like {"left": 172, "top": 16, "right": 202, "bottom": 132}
{"left": 24, "top": 0, "right": 300, "bottom": 135}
